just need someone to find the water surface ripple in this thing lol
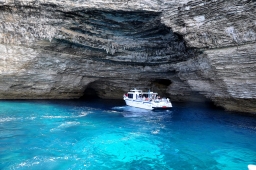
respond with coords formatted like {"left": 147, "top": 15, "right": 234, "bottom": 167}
{"left": 0, "top": 100, "right": 255, "bottom": 170}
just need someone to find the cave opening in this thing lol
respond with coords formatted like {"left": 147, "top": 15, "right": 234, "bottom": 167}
{"left": 149, "top": 79, "right": 172, "bottom": 97}
{"left": 80, "top": 86, "right": 100, "bottom": 100}
{"left": 5, "top": 5, "right": 196, "bottom": 101}
{"left": 151, "top": 79, "right": 172, "bottom": 87}
{"left": 80, "top": 82, "right": 100, "bottom": 100}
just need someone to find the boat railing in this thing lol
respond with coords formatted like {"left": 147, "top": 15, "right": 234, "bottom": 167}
{"left": 153, "top": 97, "right": 170, "bottom": 103}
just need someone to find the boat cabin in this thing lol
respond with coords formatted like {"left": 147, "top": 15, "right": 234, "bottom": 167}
{"left": 125, "top": 89, "right": 158, "bottom": 100}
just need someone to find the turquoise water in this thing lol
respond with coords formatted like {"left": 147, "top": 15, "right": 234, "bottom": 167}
{"left": 0, "top": 100, "right": 256, "bottom": 170}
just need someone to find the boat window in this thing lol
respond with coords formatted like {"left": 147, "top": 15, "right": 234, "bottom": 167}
{"left": 143, "top": 94, "right": 149, "bottom": 98}
{"left": 128, "top": 94, "right": 133, "bottom": 98}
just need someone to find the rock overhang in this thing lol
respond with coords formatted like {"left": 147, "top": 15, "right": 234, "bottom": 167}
{"left": 0, "top": 0, "right": 255, "bottom": 113}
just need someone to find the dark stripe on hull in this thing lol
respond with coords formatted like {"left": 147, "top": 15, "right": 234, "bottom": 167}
{"left": 152, "top": 107, "right": 172, "bottom": 110}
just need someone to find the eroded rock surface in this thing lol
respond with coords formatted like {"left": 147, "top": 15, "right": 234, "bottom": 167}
{"left": 0, "top": 0, "right": 255, "bottom": 113}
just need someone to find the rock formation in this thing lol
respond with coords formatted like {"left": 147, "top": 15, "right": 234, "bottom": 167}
{"left": 0, "top": 0, "right": 255, "bottom": 113}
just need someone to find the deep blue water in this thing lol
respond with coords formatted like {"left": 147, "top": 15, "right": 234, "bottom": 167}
{"left": 0, "top": 100, "right": 256, "bottom": 170}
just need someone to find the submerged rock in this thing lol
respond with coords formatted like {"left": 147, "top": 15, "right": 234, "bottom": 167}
{"left": 0, "top": 0, "right": 255, "bottom": 113}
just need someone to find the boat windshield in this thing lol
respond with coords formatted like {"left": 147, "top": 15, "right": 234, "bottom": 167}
{"left": 128, "top": 94, "right": 133, "bottom": 98}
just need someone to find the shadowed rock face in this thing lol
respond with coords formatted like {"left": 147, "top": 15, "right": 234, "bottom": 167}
{"left": 0, "top": 4, "right": 196, "bottom": 99}
{"left": 0, "top": 0, "right": 255, "bottom": 113}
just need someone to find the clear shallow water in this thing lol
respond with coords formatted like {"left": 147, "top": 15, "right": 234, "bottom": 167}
{"left": 0, "top": 100, "right": 256, "bottom": 170}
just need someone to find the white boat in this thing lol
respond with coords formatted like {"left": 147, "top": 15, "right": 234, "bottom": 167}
{"left": 123, "top": 88, "right": 172, "bottom": 110}
{"left": 248, "top": 165, "right": 256, "bottom": 170}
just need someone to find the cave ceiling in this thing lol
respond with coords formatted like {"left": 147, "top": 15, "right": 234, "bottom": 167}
{"left": 1, "top": 5, "right": 197, "bottom": 65}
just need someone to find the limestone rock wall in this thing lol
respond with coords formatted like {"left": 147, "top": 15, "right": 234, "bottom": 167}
{"left": 164, "top": 0, "right": 256, "bottom": 112}
{"left": 0, "top": 0, "right": 255, "bottom": 113}
{"left": 162, "top": 0, "right": 256, "bottom": 48}
{"left": 174, "top": 44, "right": 256, "bottom": 112}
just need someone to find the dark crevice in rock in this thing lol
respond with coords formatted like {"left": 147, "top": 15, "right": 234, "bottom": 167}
{"left": 80, "top": 87, "right": 100, "bottom": 99}
{"left": 149, "top": 79, "right": 172, "bottom": 97}
{"left": 151, "top": 79, "right": 172, "bottom": 87}
{"left": 53, "top": 39, "right": 106, "bottom": 53}
{"left": 80, "top": 80, "right": 127, "bottom": 99}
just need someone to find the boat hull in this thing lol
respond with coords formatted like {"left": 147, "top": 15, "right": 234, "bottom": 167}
{"left": 124, "top": 98, "right": 172, "bottom": 110}
{"left": 152, "top": 107, "right": 172, "bottom": 110}
{"left": 124, "top": 99, "right": 153, "bottom": 110}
